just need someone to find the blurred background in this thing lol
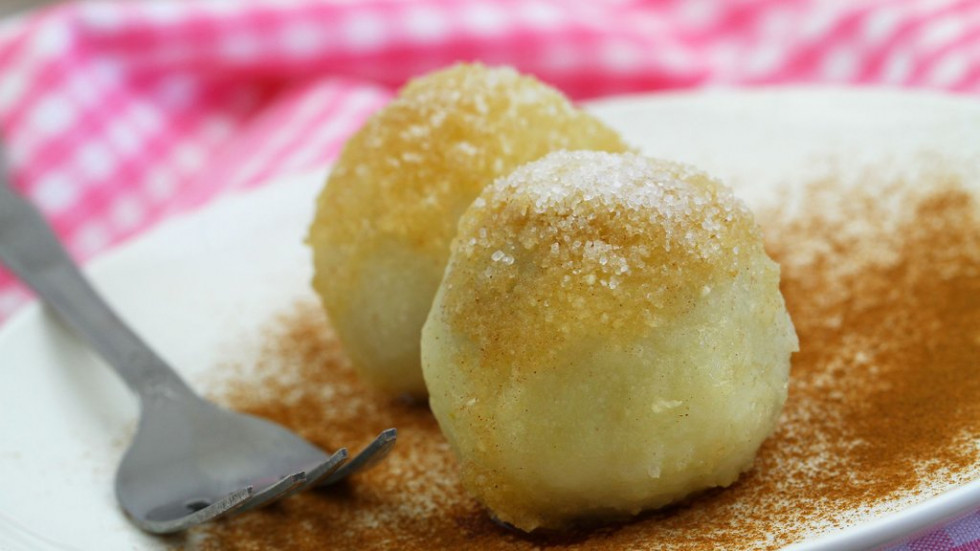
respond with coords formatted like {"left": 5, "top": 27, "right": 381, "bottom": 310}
{"left": 2, "top": 0, "right": 55, "bottom": 18}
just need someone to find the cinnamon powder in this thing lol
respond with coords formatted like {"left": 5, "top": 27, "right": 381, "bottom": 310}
{"left": 191, "top": 168, "right": 980, "bottom": 550}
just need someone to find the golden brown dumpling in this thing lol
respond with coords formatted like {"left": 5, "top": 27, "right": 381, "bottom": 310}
{"left": 421, "top": 151, "right": 798, "bottom": 531}
{"left": 308, "top": 64, "right": 631, "bottom": 396}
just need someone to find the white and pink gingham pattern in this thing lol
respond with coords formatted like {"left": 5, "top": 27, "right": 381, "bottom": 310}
{"left": 1, "top": 1, "right": 979, "bottom": 548}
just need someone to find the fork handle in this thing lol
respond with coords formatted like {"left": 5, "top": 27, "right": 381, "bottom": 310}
{"left": 0, "top": 184, "right": 193, "bottom": 400}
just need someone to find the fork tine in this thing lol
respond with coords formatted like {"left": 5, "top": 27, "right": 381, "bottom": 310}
{"left": 135, "top": 486, "right": 254, "bottom": 534}
{"left": 233, "top": 471, "right": 308, "bottom": 514}
{"left": 235, "top": 449, "right": 348, "bottom": 516}
{"left": 317, "top": 428, "right": 397, "bottom": 487}
{"left": 299, "top": 448, "right": 349, "bottom": 489}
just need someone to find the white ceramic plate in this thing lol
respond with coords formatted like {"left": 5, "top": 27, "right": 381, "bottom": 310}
{"left": 1, "top": 89, "right": 979, "bottom": 551}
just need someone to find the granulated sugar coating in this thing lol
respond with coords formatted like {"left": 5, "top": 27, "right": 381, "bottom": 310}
{"left": 197, "top": 167, "right": 980, "bottom": 550}
{"left": 432, "top": 151, "right": 779, "bottom": 360}
{"left": 421, "top": 151, "right": 796, "bottom": 531}
{"left": 307, "top": 64, "right": 630, "bottom": 397}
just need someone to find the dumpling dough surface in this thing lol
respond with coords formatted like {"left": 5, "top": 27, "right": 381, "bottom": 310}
{"left": 308, "top": 64, "right": 630, "bottom": 396}
{"left": 421, "top": 151, "right": 798, "bottom": 531}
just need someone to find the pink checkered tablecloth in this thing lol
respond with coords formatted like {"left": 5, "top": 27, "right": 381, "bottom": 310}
{"left": 1, "top": 1, "right": 979, "bottom": 549}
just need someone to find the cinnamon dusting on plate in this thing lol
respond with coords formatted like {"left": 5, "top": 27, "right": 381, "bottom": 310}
{"left": 195, "top": 168, "right": 980, "bottom": 550}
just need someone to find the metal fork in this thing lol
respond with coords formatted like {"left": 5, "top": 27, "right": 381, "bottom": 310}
{"left": 0, "top": 181, "right": 396, "bottom": 534}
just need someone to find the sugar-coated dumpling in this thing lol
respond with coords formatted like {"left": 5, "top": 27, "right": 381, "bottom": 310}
{"left": 308, "top": 64, "right": 631, "bottom": 397}
{"left": 421, "top": 151, "right": 798, "bottom": 531}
